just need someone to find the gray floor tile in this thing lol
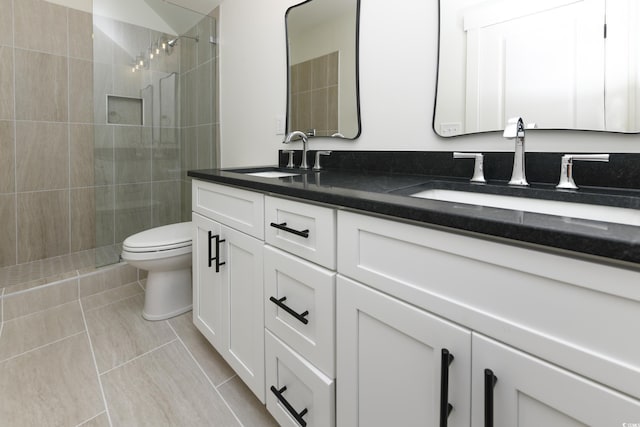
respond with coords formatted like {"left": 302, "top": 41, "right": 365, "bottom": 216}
{"left": 77, "top": 412, "right": 111, "bottom": 427}
{"left": 169, "top": 311, "right": 235, "bottom": 386}
{"left": 219, "top": 376, "right": 279, "bottom": 427}
{"left": 102, "top": 340, "right": 241, "bottom": 427}
{"left": 0, "top": 333, "right": 104, "bottom": 427}
{"left": 0, "top": 300, "right": 85, "bottom": 361}
{"left": 84, "top": 294, "right": 176, "bottom": 373}
{"left": 81, "top": 281, "right": 143, "bottom": 312}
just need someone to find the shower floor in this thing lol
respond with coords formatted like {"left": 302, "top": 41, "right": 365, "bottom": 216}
{"left": 0, "top": 246, "right": 121, "bottom": 296}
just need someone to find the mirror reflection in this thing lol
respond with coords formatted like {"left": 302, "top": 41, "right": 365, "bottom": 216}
{"left": 286, "top": 0, "right": 361, "bottom": 139}
{"left": 434, "top": 0, "right": 640, "bottom": 137}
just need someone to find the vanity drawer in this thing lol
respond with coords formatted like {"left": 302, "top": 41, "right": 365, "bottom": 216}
{"left": 265, "top": 196, "right": 336, "bottom": 269}
{"left": 265, "top": 330, "right": 335, "bottom": 427}
{"left": 264, "top": 245, "right": 335, "bottom": 377}
{"left": 192, "top": 180, "right": 264, "bottom": 239}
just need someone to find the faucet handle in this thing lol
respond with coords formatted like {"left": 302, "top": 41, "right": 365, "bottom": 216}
{"left": 453, "top": 152, "right": 486, "bottom": 183}
{"left": 313, "top": 150, "right": 332, "bottom": 171}
{"left": 282, "top": 150, "right": 295, "bottom": 168}
{"left": 556, "top": 154, "right": 610, "bottom": 190}
{"left": 503, "top": 117, "right": 524, "bottom": 138}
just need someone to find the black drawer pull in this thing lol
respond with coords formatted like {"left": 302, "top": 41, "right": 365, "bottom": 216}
{"left": 270, "top": 222, "right": 309, "bottom": 238}
{"left": 484, "top": 369, "right": 498, "bottom": 427}
{"left": 440, "top": 348, "right": 454, "bottom": 426}
{"left": 269, "top": 296, "right": 309, "bottom": 325}
{"left": 207, "top": 231, "right": 225, "bottom": 272}
{"left": 270, "top": 385, "right": 308, "bottom": 427}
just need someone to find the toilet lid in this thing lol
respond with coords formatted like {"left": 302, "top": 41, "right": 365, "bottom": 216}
{"left": 123, "top": 222, "right": 192, "bottom": 252}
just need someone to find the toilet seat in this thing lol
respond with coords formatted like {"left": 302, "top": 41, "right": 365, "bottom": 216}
{"left": 123, "top": 222, "right": 192, "bottom": 253}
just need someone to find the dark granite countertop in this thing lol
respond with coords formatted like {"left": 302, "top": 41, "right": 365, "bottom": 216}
{"left": 188, "top": 165, "right": 640, "bottom": 268}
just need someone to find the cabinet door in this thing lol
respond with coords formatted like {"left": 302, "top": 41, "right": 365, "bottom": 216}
{"left": 192, "top": 213, "right": 224, "bottom": 349}
{"left": 337, "top": 276, "right": 472, "bottom": 427}
{"left": 471, "top": 333, "right": 640, "bottom": 427}
{"left": 221, "top": 224, "right": 266, "bottom": 402}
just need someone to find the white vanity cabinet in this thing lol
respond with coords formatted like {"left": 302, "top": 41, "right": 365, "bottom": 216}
{"left": 263, "top": 195, "right": 337, "bottom": 427}
{"left": 337, "top": 210, "right": 640, "bottom": 426}
{"left": 471, "top": 333, "right": 640, "bottom": 426}
{"left": 192, "top": 180, "right": 266, "bottom": 402}
{"left": 337, "top": 275, "right": 472, "bottom": 426}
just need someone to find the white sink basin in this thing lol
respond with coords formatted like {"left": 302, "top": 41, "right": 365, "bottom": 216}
{"left": 410, "top": 188, "right": 640, "bottom": 226}
{"left": 244, "top": 171, "right": 300, "bottom": 178}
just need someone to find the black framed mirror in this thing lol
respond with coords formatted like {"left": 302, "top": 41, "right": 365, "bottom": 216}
{"left": 285, "top": 0, "right": 361, "bottom": 140}
{"left": 434, "top": 0, "right": 640, "bottom": 137}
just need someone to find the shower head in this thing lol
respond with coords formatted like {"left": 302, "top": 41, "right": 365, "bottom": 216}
{"left": 167, "top": 34, "right": 199, "bottom": 48}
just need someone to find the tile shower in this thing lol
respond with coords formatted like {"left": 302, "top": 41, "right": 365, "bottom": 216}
{"left": 0, "top": 0, "right": 218, "bottom": 281}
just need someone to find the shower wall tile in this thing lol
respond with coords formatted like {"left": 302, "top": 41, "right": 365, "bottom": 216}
{"left": 71, "top": 187, "right": 96, "bottom": 253}
{"left": 114, "top": 183, "right": 152, "bottom": 243}
{"left": 153, "top": 136, "right": 180, "bottom": 181}
{"left": 71, "top": 124, "right": 95, "bottom": 188}
{"left": 17, "top": 190, "right": 70, "bottom": 263}
{"left": 16, "top": 121, "right": 69, "bottom": 192}
{"left": 15, "top": 49, "right": 68, "bottom": 122}
{"left": 113, "top": 63, "right": 144, "bottom": 98}
{"left": 69, "top": 58, "right": 94, "bottom": 124}
{"left": 311, "top": 88, "right": 329, "bottom": 132}
{"left": 0, "top": 194, "right": 16, "bottom": 267}
{"left": 93, "top": 62, "right": 113, "bottom": 125}
{"left": 0, "top": 121, "right": 14, "bottom": 193}
{"left": 181, "top": 70, "right": 197, "bottom": 127}
{"left": 0, "top": 46, "right": 14, "bottom": 121}
{"left": 181, "top": 127, "right": 197, "bottom": 178}
{"left": 95, "top": 186, "right": 115, "bottom": 248}
{"left": 0, "top": 0, "right": 12, "bottom": 46}
{"left": 180, "top": 29, "right": 197, "bottom": 72}
{"left": 181, "top": 180, "right": 192, "bottom": 222}
{"left": 196, "top": 61, "right": 212, "bottom": 125}
{"left": 69, "top": 9, "right": 93, "bottom": 61}
{"left": 311, "top": 54, "right": 328, "bottom": 89}
{"left": 327, "top": 51, "right": 339, "bottom": 85}
{"left": 114, "top": 126, "right": 152, "bottom": 184}
{"left": 14, "top": 0, "right": 68, "bottom": 57}
{"left": 298, "top": 60, "right": 312, "bottom": 92}
{"left": 196, "top": 125, "right": 213, "bottom": 169}
{"left": 94, "top": 125, "right": 114, "bottom": 186}
{"left": 152, "top": 180, "right": 182, "bottom": 227}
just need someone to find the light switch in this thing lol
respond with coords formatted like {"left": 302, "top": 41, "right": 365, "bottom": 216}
{"left": 275, "top": 115, "right": 286, "bottom": 135}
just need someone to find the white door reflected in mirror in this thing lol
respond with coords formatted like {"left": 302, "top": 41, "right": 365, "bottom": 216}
{"left": 434, "top": 0, "right": 640, "bottom": 136}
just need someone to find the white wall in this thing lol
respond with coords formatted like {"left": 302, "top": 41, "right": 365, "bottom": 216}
{"left": 219, "top": 0, "right": 640, "bottom": 168}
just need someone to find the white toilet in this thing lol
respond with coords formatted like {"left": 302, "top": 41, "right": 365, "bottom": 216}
{"left": 121, "top": 222, "right": 193, "bottom": 321}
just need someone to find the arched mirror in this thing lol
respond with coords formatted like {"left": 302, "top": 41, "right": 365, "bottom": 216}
{"left": 434, "top": 0, "right": 640, "bottom": 137}
{"left": 286, "top": 0, "right": 361, "bottom": 139}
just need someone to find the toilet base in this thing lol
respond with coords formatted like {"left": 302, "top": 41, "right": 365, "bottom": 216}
{"left": 142, "top": 267, "right": 192, "bottom": 321}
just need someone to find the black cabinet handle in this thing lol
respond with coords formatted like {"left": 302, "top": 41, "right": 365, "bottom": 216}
{"left": 207, "top": 231, "right": 225, "bottom": 272}
{"left": 439, "top": 348, "right": 454, "bottom": 427}
{"left": 269, "top": 296, "right": 309, "bottom": 325}
{"left": 484, "top": 369, "right": 498, "bottom": 427}
{"left": 270, "top": 385, "right": 308, "bottom": 427}
{"left": 270, "top": 222, "right": 309, "bottom": 238}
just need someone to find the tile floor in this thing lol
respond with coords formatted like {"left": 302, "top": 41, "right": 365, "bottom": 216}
{"left": 0, "top": 263, "right": 278, "bottom": 427}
